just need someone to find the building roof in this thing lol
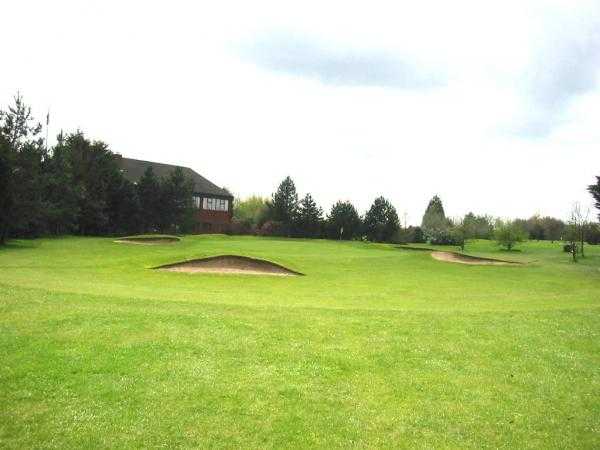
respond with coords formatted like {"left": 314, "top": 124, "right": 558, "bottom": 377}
{"left": 117, "top": 157, "right": 232, "bottom": 198}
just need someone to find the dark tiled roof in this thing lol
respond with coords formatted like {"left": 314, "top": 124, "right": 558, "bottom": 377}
{"left": 117, "top": 157, "right": 232, "bottom": 197}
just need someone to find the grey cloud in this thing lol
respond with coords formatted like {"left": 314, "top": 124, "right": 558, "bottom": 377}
{"left": 515, "top": 20, "right": 600, "bottom": 137}
{"left": 238, "top": 31, "right": 446, "bottom": 89}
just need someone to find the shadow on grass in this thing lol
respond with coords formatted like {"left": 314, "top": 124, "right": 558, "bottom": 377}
{"left": 0, "top": 239, "right": 41, "bottom": 251}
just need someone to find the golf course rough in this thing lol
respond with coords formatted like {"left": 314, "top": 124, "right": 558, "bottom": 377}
{"left": 0, "top": 235, "right": 598, "bottom": 448}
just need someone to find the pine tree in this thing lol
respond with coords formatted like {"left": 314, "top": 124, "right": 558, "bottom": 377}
{"left": 64, "top": 132, "right": 119, "bottom": 235}
{"left": 326, "top": 201, "right": 362, "bottom": 240}
{"left": 107, "top": 177, "right": 141, "bottom": 235}
{"left": 0, "top": 94, "right": 46, "bottom": 243}
{"left": 295, "top": 193, "right": 323, "bottom": 238}
{"left": 42, "top": 133, "right": 80, "bottom": 235}
{"left": 268, "top": 176, "right": 298, "bottom": 236}
{"left": 363, "top": 196, "right": 399, "bottom": 242}
{"left": 421, "top": 195, "right": 451, "bottom": 243}
{"left": 589, "top": 176, "right": 600, "bottom": 221}
{"left": 160, "top": 167, "right": 194, "bottom": 233}
{"left": 137, "top": 166, "right": 162, "bottom": 232}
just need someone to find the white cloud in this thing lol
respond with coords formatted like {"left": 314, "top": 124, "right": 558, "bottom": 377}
{"left": 1, "top": 0, "right": 599, "bottom": 223}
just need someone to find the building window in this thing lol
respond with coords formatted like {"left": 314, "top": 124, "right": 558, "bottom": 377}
{"left": 202, "top": 197, "right": 229, "bottom": 211}
{"left": 193, "top": 196, "right": 201, "bottom": 209}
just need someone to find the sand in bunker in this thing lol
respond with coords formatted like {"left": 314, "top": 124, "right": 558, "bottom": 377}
{"left": 430, "top": 251, "right": 519, "bottom": 266}
{"left": 115, "top": 238, "right": 179, "bottom": 245}
{"left": 157, "top": 255, "right": 302, "bottom": 276}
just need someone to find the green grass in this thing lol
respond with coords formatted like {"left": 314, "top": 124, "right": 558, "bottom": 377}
{"left": 0, "top": 236, "right": 599, "bottom": 448}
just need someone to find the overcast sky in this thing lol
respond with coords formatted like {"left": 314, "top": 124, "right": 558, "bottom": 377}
{"left": 2, "top": 0, "right": 599, "bottom": 224}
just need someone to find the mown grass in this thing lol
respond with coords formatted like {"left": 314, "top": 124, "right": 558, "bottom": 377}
{"left": 0, "top": 236, "right": 599, "bottom": 448}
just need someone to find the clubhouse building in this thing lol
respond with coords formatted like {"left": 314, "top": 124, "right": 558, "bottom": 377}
{"left": 117, "top": 156, "right": 233, "bottom": 233}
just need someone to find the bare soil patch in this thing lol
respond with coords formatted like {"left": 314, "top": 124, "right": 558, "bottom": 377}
{"left": 156, "top": 255, "right": 303, "bottom": 276}
{"left": 430, "top": 251, "right": 521, "bottom": 266}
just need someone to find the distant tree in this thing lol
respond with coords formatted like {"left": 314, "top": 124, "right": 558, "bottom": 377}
{"left": 233, "top": 195, "right": 269, "bottom": 228}
{"left": 160, "top": 167, "right": 194, "bottom": 233}
{"left": 364, "top": 196, "right": 400, "bottom": 242}
{"left": 494, "top": 219, "right": 528, "bottom": 251}
{"left": 513, "top": 218, "right": 529, "bottom": 238}
{"left": 450, "top": 218, "right": 470, "bottom": 251}
{"left": 107, "top": 176, "right": 141, "bottom": 235}
{"left": 589, "top": 176, "right": 600, "bottom": 221}
{"left": 295, "top": 193, "right": 323, "bottom": 238}
{"left": 267, "top": 176, "right": 298, "bottom": 236}
{"left": 462, "top": 212, "right": 494, "bottom": 239}
{"left": 410, "top": 226, "right": 425, "bottom": 243}
{"left": 569, "top": 203, "right": 589, "bottom": 258}
{"left": 62, "top": 132, "right": 121, "bottom": 235}
{"left": 421, "top": 195, "right": 451, "bottom": 243}
{"left": 564, "top": 223, "right": 578, "bottom": 262}
{"left": 526, "top": 215, "right": 546, "bottom": 240}
{"left": 0, "top": 94, "right": 46, "bottom": 243}
{"left": 586, "top": 223, "right": 600, "bottom": 245}
{"left": 326, "top": 201, "right": 362, "bottom": 240}
{"left": 42, "top": 132, "right": 80, "bottom": 235}
{"left": 540, "top": 216, "right": 565, "bottom": 242}
{"left": 137, "top": 166, "right": 162, "bottom": 232}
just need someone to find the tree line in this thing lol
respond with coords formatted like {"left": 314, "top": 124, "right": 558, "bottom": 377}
{"left": 234, "top": 177, "right": 600, "bottom": 253}
{"left": 2, "top": 94, "right": 600, "bottom": 253}
{"left": 0, "top": 94, "right": 197, "bottom": 244}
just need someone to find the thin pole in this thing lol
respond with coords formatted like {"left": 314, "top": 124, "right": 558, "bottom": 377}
{"left": 45, "top": 108, "right": 50, "bottom": 151}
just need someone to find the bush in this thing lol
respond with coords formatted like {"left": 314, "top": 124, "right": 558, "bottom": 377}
{"left": 228, "top": 218, "right": 254, "bottom": 235}
{"left": 430, "top": 229, "right": 457, "bottom": 245}
{"left": 257, "top": 220, "right": 284, "bottom": 237}
{"left": 392, "top": 226, "right": 425, "bottom": 244}
{"left": 494, "top": 220, "right": 528, "bottom": 250}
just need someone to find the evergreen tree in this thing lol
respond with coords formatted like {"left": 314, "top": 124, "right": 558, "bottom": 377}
{"left": 421, "top": 195, "right": 451, "bottom": 243}
{"left": 160, "top": 167, "right": 194, "bottom": 233}
{"left": 63, "top": 132, "right": 120, "bottom": 235}
{"left": 363, "top": 196, "right": 399, "bottom": 242}
{"left": 295, "top": 193, "right": 323, "bottom": 238}
{"left": 0, "top": 94, "right": 46, "bottom": 243}
{"left": 137, "top": 166, "right": 162, "bottom": 232}
{"left": 268, "top": 176, "right": 298, "bottom": 236}
{"left": 42, "top": 132, "right": 80, "bottom": 235}
{"left": 589, "top": 176, "right": 600, "bottom": 221}
{"left": 107, "top": 176, "right": 141, "bottom": 235}
{"left": 326, "top": 201, "right": 362, "bottom": 240}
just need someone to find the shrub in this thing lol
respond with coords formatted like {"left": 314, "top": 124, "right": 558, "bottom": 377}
{"left": 257, "top": 220, "right": 284, "bottom": 237}
{"left": 494, "top": 220, "right": 528, "bottom": 250}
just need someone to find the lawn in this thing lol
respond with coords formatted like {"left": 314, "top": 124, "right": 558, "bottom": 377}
{"left": 0, "top": 236, "right": 599, "bottom": 448}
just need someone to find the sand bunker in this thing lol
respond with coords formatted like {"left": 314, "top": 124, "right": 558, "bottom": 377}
{"left": 115, "top": 236, "right": 180, "bottom": 245}
{"left": 430, "top": 251, "right": 520, "bottom": 266}
{"left": 156, "top": 255, "right": 303, "bottom": 276}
